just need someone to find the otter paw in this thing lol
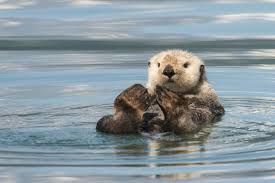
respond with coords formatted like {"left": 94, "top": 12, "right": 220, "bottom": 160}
{"left": 156, "top": 85, "right": 179, "bottom": 111}
{"left": 96, "top": 115, "right": 114, "bottom": 133}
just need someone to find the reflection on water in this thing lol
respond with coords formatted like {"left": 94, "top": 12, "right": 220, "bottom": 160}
{"left": 0, "top": 49, "right": 275, "bottom": 182}
{"left": 1, "top": 0, "right": 275, "bottom": 182}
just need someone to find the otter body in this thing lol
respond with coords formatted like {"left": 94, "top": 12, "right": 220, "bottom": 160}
{"left": 96, "top": 50, "right": 224, "bottom": 134}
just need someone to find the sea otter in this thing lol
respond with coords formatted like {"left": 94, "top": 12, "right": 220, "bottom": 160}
{"left": 96, "top": 50, "right": 224, "bottom": 134}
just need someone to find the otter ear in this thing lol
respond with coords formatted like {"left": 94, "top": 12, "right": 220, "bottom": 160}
{"left": 199, "top": 65, "right": 207, "bottom": 81}
{"left": 200, "top": 65, "right": 205, "bottom": 73}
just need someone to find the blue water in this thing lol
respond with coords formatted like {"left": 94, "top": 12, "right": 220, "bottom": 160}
{"left": 1, "top": 1, "right": 275, "bottom": 182}
{"left": 1, "top": 49, "right": 275, "bottom": 182}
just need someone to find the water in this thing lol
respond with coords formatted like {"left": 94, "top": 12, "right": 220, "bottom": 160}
{"left": 1, "top": 1, "right": 275, "bottom": 183}
{"left": 1, "top": 48, "right": 275, "bottom": 182}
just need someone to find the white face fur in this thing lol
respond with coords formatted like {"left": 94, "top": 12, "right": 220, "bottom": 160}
{"left": 146, "top": 50, "right": 205, "bottom": 95}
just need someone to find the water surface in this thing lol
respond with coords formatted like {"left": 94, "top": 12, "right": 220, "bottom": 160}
{"left": 1, "top": 1, "right": 275, "bottom": 182}
{"left": 1, "top": 47, "right": 275, "bottom": 182}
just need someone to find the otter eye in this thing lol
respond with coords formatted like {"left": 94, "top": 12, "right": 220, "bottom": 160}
{"left": 183, "top": 62, "right": 189, "bottom": 68}
{"left": 157, "top": 63, "right": 160, "bottom": 67}
{"left": 148, "top": 62, "right": 151, "bottom": 67}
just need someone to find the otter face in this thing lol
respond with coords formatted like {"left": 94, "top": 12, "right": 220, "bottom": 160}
{"left": 147, "top": 50, "right": 205, "bottom": 94}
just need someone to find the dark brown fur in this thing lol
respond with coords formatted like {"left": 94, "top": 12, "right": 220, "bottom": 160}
{"left": 96, "top": 84, "right": 153, "bottom": 134}
{"left": 155, "top": 85, "right": 224, "bottom": 134}
{"left": 96, "top": 84, "right": 224, "bottom": 134}
{"left": 96, "top": 66, "right": 224, "bottom": 134}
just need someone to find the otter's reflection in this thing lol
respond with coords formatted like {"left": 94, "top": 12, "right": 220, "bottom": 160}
{"left": 114, "top": 124, "right": 214, "bottom": 180}
{"left": 147, "top": 126, "right": 213, "bottom": 180}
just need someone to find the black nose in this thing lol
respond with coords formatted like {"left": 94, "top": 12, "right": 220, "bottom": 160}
{"left": 162, "top": 65, "right": 175, "bottom": 78}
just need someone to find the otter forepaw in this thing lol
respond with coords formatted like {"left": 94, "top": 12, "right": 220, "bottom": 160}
{"left": 96, "top": 115, "right": 114, "bottom": 133}
{"left": 156, "top": 85, "right": 179, "bottom": 110}
{"left": 156, "top": 85, "right": 180, "bottom": 99}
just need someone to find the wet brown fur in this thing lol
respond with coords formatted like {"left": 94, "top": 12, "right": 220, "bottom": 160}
{"left": 96, "top": 67, "right": 224, "bottom": 134}
{"left": 96, "top": 84, "right": 153, "bottom": 134}
{"left": 96, "top": 51, "right": 224, "bottom": 134}
{"left": 155, "top": 85, "right": 224, "bottom": 134}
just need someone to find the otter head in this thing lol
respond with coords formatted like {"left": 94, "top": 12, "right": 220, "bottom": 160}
{"left": 146, "top": 50, "right": 206, "bottom": 95}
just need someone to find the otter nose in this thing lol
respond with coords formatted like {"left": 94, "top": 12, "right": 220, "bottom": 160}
{"left": 162, "top": 65, "right": 175, "bottom": 78}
